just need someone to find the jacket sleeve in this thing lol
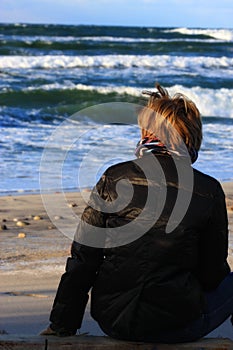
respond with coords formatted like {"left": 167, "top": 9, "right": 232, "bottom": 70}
{"left": 197, "top": 181, "right": 230, "bottom": 291}
{"left": 50, "top": 242, "right": 103, "bottom": 331}
{"left": 50, "top": 174, "right": 109, "bottom": 332}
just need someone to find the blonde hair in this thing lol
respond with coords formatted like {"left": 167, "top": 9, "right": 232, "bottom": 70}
{"left": 138, "top": 84, "right": 202, "bottom": 152}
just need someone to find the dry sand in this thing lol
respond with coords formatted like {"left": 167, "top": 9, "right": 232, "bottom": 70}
{"left": 0, "top": 191, "right": 104, "bottom": 336}
{"left": 0, "top": 184, "right": 233, "bottom": 338}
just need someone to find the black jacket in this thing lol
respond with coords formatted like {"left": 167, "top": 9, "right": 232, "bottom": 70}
{"left": 50, "top": 153, "right": 230, "bottom": 340}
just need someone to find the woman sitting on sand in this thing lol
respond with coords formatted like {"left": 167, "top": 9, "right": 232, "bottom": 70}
{"left": 42, "top": 84, "right": 232, "bottom": 343}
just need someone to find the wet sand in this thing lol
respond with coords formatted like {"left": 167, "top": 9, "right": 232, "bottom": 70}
{"left": 0, "top": 184, "right": 233, "bottom": 337}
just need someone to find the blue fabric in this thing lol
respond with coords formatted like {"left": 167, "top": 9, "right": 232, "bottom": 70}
{"left": 150, "top": 272, "right": 233, "bottom": 343}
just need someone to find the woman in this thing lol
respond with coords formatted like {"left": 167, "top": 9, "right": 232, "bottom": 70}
{"left": 42, "top": 84, "right": 231, "bottom": 343}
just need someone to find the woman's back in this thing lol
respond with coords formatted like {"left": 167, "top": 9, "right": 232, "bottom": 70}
{"left": 90, "top": 153, "right": 229, "bottom": 341}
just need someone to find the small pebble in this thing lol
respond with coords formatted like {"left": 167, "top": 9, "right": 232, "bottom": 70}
{"left": 68, "top": 203, "right": 77, "bottom": 208}
{"left": 54, "top": 216, "right": 62, "bottom": 220}
{"left": 13, "top": 218, "right": 19, "bottom": 222}
{"left": 33, "top": 215, "right": 42, "bottom": 221}
{"left": 16, "top": 221, "right": 29, "bottom": 227}
{"left": 0, "top": 224, "right": 7, "bottom": 230}
{"left": 2, "top": 219, "right": 7, "bottom": 222}
{"left": 18, "top": 232, "right": 26, "bottom": 238}
{"left": 48, "top": 225, "right": 55, "bottom": 230}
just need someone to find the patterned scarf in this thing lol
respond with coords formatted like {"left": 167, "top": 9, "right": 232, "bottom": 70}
{"left": 135, "top": 137, "right": 198, "bottom": 164}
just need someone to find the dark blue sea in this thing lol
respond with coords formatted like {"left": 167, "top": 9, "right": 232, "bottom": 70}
{"left": 0, "top": 23, "right": 233, "bottom": 194}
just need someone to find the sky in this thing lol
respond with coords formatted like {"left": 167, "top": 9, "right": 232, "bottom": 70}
{"left": 0, "top": 0, "right": 232, "bottom": 28}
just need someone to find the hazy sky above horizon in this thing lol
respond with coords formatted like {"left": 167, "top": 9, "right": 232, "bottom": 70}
{"left": 0, "top": 0, "right": 232, "bottom": 28}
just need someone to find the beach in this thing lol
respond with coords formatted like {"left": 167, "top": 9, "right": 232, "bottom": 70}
{"left": 0, "top": 184, "right": 233, "bottom": 338}
{"left": 0, "top": 191, "right": 105, "bottom": 336}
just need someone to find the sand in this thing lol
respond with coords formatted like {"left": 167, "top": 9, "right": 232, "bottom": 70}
{"left": 0, "top": 184, "right": 233, "bottom": 338}
{"left": 0, "top": 191, "right": 104, "bottom": 336}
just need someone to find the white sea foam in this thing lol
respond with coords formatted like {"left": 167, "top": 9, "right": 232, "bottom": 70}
{"left": 1, "top": 34, "right": 221, "bottom": 43}
{"left": 0, "top": 54, "right": 232, "bottom": 70}
{"left": 168, "top": 85, "right": 233, "bottom": 118}
{"left": 165, "top": 27, "right": 233, "bottom": 41}
{"left": 22, "top": 83, "right": 233, "bottom": 118}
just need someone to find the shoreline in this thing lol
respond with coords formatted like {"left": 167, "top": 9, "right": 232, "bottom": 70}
{"left": 1, "top": 178, "right": 233, "bottom": 198}
{"left": 0, "top": 186, "right": 93, "bottom": 198}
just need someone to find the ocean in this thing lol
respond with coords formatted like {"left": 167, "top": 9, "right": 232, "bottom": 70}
{"left": 0, "top": 23, "right": 233, "bottom": 195}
